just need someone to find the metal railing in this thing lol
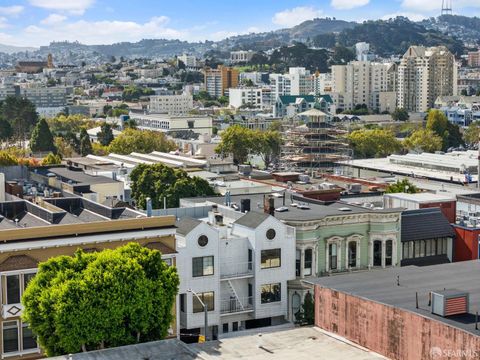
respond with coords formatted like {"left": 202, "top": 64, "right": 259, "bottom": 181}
{"left": 220, "top": 261, "right": 253, "bottom": 279}
{"left": 220, "top": 296, "right": 253, "bottom": 314}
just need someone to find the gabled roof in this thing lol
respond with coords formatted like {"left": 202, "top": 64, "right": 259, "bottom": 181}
{"left": 233, "top": 211, "right": 270, "bottom": 229}
{"left": 175, "top": 217, "right": 202, "bottom": 236}
{"left": 317, "top": 94, "right": 333, "bottom": 104}
{"left": 401, "top": 208, "right": 454, "bottom": 242}
{"left": 278, "top": 95, "right": 315, "bottom": 104}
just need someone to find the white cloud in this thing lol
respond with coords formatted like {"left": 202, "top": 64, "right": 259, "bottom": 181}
{"left": 16, "top": 16, "right": 186, "bottom": 46}
{"left": 28, "top": 0, "right": 95, "bottom": 15}
{"left": 0, "top": 17, "right": 8, "bottom": 29}
{"left": 272, "top": 6, "right": 323, "bottom": 27}
{"left": 381, "top": 12, "right": 427, "bottom": 22}
{"left": 41, "top": 14, "right": 67, "bottom": 25}
{"left": 0, "top": 5, "right": 24, "bottom": 16}
{"left": 331, "top": 0, "right": 369, "bottom": 10}
{"left": 402, "top": 0, "right": 480, "bottom": 12}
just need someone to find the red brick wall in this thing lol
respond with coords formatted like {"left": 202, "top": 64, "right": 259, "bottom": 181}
{"left": 453, "top": 226, "right": 480, "bottom": 262}
{"left": 314, "top": 286, "right": 480, "bottom": 360}
{"left": 419, "top": 201, "right": 456, "bottom": 223}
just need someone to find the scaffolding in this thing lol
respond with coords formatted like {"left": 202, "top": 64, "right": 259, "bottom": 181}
{"left": 279, "top": 109, "right": 351, "bottom": 175}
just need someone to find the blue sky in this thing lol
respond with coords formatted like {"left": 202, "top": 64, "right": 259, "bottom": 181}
{"left": 0, "top": 0, "right": 479, "bottom": 47}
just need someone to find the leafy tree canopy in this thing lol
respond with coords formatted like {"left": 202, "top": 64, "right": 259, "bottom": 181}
{"left": 392, "top": 108, "right": 409, "bottom": 122}
{"left": 347, "top": 129, "right": 402, "bottom": 158}
{"left": 404, "top": 128, "right": 443, "bottom": 153}
{"left": 108, "top": 128, "right": 175, "bottom": 155}
{"left": 0, "top": 96, "right": 38, "bottom": 141}
{"left": 97, "top": 123, "right": 115, "bottom": 146}
{"left": 42, "top": 152, "right": 62, "bottom": 165}
{"left": 130, "top": 163, "right": 215, "bottom": 209}
{"left": 22, "top": 243, "right": 179, "bottom": 357}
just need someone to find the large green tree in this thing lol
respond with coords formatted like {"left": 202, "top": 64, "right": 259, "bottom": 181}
{"left": 97, "top": 123, "right": 115, "bottom": 146}
{"left": 0, "top": 96, "right": 38, "bottom": 141}
{"left": 130, "top": 163, "right": 215, "bottom": 209}
{"left": 79, "top": 128, "right": 93, "bottom": 156}
{"left": 215, "top": 125, "right": 257, "bottom": 164}
{"left": 30, "top": 118, "right": 57, "bottom": 153}
{"left": 347, "top": 129, "right": 402, "bottom": 158}
{"left": 404, "top": 128, "right": 443, "bottom": 153}
{"left": 22, "top": 243, "right": 179, "bottom": 356}
{"left": 108, "top": 129, "right": 175, "bottom": 155}
{"left": 255, "top": 130, "right": 282, "bottom": 169}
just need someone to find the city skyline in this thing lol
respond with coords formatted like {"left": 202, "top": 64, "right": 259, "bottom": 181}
{"left": 0, "top": 0, "right": 480, "bottom": 47}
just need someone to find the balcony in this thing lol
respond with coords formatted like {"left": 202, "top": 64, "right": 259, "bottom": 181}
{"left": 220, "top": 261, "right": 254, "bottom": 280}
{"left": 220, "top": 296, "right": 254, "bottom": 315}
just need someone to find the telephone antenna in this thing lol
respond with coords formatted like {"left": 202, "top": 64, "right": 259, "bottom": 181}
{"left": 441, "top": 0, "right": 452, "bottom": 15}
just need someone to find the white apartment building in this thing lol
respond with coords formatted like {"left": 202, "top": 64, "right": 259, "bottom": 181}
{"left": 230, "top": 50, "right": 255, "bottom": 64}
{"left": 331, "top": 61, "right": 397, "bottom": 112}
{"left": 397, "top": 46, "right": 457, "bottom": 113}
{"left": 288, "top": 67, "right": 313, "bottom": 96}
{"left": 178, "top": 54, "right": 197, "bottom": 68}
{"left": 129, "top": 112, "right": 213, "bottom": 136}
{"left": 176, "top": 206, "right": 296, "bottom": 339}
{"left": 239, "top": 72, "right": 268, "bottom": 85}
{"left": 149, "top": 94, "right": 193, "bottom": 115}
{"left": 269, "top": 67, "right": 313, "bottom": 102}
{"left": 269, "top": 74, "right": 291, "bottom": 102}
{"left": 228, "top": 88, "right": 263, "bottom": 109}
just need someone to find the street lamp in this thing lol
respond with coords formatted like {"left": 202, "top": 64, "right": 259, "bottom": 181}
{"left": 187, "top": 289, "right": 208, "bottom": 342}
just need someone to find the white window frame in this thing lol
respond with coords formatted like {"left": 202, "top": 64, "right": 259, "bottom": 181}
{"left": 1, "top": 319, "right": 40, "bottom": 358}
{"left": 1, "top": 269, "right": 37, "bottom": 306}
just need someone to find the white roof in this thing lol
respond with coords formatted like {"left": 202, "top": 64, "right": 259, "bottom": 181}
{"left": 384, "top": 192, "right": 455, "bottom": 203}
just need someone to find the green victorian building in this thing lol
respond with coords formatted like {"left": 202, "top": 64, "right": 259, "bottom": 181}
{"left": 181, "top": 192, "right": 402, "bottom": 322}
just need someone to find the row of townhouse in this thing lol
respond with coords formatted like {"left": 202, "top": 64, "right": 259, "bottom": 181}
{"left": 180, "top": 191, "right": 456, "bottom": 324}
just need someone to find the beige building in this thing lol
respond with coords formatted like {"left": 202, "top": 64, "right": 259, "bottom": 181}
{"left": 397, "top": 46, "right": 457, "bottom": 113}
{"left": 331, "top": 61, "right": 397, "bottom": 112}
{"left": 0, "top": 197, "right": 177, "bottom": 359}
{"left": 149, "top": 94, "right": 193, "bottom": 115}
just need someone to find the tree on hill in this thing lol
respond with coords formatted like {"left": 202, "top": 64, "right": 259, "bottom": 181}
{"left": 22, "top": 243, "right": 179, "bottom": 356}
{"left": 30, "top": 118, "right": 57, "bottom": 153}
{"left": 404, "top": 128, "right": 443, "bottom": 153}
{"left": 215, "top": 125, "right": 256, "bottom": 164}
{"left": 108, "top": 128, "right": 175, "bottom": 155}
{"left": 97, "top": 123, "right": 114, "bottom": 146}
{"left": 385, "top": 179, "right": 418, "bottom": 194}
{"left": 79, "top": 128, "right": 93, "bottom": 156}
{"left": 347, "top": 129, "right": 402, "bottom": 158}
{"left": 130, "top": 163, "right": 215, "bottom": 209}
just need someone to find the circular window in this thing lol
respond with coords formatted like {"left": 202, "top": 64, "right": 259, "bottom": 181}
{"left": 198, "top": 235, "right": 208, "bottom": 247}
{"left": 266, "top": 229, "right": 276, "bottom": 240}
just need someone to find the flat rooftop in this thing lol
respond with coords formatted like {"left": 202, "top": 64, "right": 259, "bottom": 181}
{"left": 342, "top": 155, "right": 479, "bottom": 184}
{"left": 384, "top": 192, "right": 456, "bottom": 203}
{"left": 182, "top": 192, "right": 400, "bottom": 222}
{"left": 48, "top": 327, "right": 385, "bottom": 360}
{"left": 312, "top": 260, "right": 480, "bottom": 335}
{"left": 38, "top": 166, "right": 118, "bottom": 185}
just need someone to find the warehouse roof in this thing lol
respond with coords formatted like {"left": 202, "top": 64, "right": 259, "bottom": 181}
{"left": 312, "top": 260, "right": 480, "bottom": 335}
